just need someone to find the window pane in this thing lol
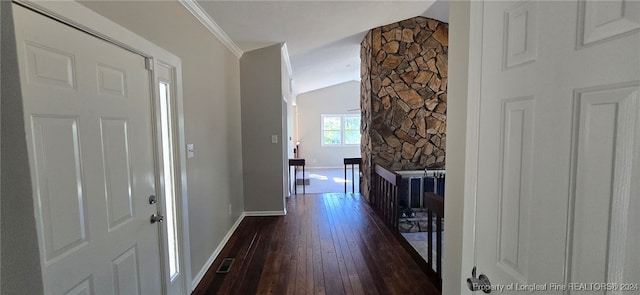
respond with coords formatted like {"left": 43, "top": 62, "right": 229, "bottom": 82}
{"left": 159, "top": 82, "right": 180, "bottom": 281}
{"left": 344, "top": 116, "right": 360, "bottom": 130}
{"left": 344, "top": 130, "right": 361, "bottom": 144}
{"left": 323, "top": 130, "right": 341, "bottom": 145}
{"left": 323, "top": 116, "right": 341, "bottom": 130}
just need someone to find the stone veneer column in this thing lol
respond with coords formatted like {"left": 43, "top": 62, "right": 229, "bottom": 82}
{"left": 360, "top": 28, "right": 373, "bottom": 200}
{"left": 360, "top": 17, "right": 448, "bottom": 199}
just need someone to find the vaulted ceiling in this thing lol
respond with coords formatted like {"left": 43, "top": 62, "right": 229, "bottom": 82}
{"left": 195, "top": 0, "right": 449, "bottom": 94}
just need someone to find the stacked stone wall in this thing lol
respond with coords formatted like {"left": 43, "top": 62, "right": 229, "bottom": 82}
{"left": 361, "top": 17, "right": 448, "bottom": 198}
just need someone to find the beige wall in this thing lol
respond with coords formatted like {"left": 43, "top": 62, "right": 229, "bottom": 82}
{"left": 240, "top": 44, "right": 287, "bottom": 212}
{"left": 80, "top": 0, "right": 245, "bottom": 282}
{"left": 444, "top": 1, "right": 470, "bottom": 294}
{"left": 1, "top": 2, "right": 45, "bottom": 293}
{"left": 296, "top": 81, "right": 361, "bottom": 168}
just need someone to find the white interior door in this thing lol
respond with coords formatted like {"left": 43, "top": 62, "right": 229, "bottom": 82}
{"left": 471, "top": 0, "right": 639, "bottom": 293}
{"left": 14, "top": 4, "right": 163, "bottom": 294}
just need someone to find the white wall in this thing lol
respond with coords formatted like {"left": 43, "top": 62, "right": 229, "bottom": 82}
{"left": 296, "top": 81, "right": 361, "bottom": 168}
{"left": 79, "top": 1, "right": 245, "bottom": 286}
{"left": 282, "top": 46, "right": 296, "bottom": 161}
{"left": 282, "top": 46, "right": 295, "bottom": 199}
{"left": 240, "top": 44, "right": 286, "bottom": 213}
{"left": 444, "top": 1, "right": 470, "bottom": 294}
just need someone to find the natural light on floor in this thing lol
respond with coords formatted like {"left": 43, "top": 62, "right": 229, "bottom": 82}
{"left": 308, "top": 173, "right": 351, "bottom": 183}
{"left": 293, "top": 168, "right": 360, "bottom": 194}
{"left": 309, "top": 173, "right": 328, "bottom": 180}
{"left": 332, "top": 177, "right": 350, "bottom": 183}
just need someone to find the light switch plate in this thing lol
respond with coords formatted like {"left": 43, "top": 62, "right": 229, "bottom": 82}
{"left": 187, "top": 144, "right": 194, "bottom": 159}
{"left": 271, "top": 135, "right": 278, "bottom": 144}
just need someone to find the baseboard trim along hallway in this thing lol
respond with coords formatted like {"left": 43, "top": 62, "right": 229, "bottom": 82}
{"left": 244, "top": 210, "right": 287, "bottom": 216}
{"left": 191, "top": 213, "right": 246, "bottom": 291}
{"left": 190, "top": 209, "right": 288, "bottom": 291}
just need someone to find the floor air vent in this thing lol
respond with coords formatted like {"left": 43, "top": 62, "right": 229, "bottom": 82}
{"left": 216, "top": 258, "right": 235, "bottom": 274}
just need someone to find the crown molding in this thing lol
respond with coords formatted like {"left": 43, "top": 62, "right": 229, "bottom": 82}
{"left": 178, "top": 0, "right": 243, "bottom": 58}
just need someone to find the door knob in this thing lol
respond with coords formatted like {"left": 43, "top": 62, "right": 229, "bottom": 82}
{"left": 150, "top": 214, "right": 164, "bottom": 224}
{"left": 467, "top": 266, "right": 491, "bottom": 293}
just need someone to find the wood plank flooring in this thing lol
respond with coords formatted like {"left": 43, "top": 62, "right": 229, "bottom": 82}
{"left": 192, "top": 193, "right": 438, "bottom": 295}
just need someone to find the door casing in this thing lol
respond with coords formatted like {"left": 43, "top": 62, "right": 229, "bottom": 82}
{"left": 458, "top": 1, "right": 485, "bottom": 294}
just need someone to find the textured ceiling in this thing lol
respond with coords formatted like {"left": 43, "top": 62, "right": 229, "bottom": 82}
{"left": 198, "top": 0, "right": 449, "bottom": 94}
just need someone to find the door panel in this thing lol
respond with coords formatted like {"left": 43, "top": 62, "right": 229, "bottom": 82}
{"left": 577, "top": 0, "right": 640, "bottom": 47}
{"left": 568, "top": 83, "right": 639, "bottom": 286}
{"left": 64, "top": 277, "right": 93, "bottom": 295}
{"left": 24, "top": 43, "right": 76, "bottom": 90}
{"left": 503, "top": 1, "right": 538, "bottom": 68}
{"left": 111, "top": 246, "right": 141, "bottom": 295}
{"left": 497, "top": 97, "right": 534, "bottom": 283}
{"left": 14, "top": 4, "right": 162, "bottom": 294}
{"left": 31, "top": 116, "right": 88, "bottom": 262}
{"left": 97, "top": 64, "right": 128, "bottom": 98}
{"left": 474, "top": 0, "right": 639, "bottom": 292}
{"left": 100, "top": 118, "right": 135, "bottom": 231}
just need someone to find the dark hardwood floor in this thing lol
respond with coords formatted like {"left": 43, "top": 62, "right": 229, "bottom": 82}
{"left": 192, "top": 193, "right": 438, "bottom": 295}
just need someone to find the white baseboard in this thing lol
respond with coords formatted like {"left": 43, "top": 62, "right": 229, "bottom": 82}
{"left": 244, "top": 210, "right": 287, "bottom": 216}
{"left": 190, "top": 212, "right": 245, "bottom": 291}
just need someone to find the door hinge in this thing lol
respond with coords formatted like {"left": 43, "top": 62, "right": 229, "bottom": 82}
{"left": 145, "top": 57, "right": 154, "bottom": 71}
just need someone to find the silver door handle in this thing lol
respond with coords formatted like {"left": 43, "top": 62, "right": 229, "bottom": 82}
{"left": 150, "top": 214, "right": 164, "bottom": 224}
{"left": 467, "top": 266, "right": 491, "bottom": 293}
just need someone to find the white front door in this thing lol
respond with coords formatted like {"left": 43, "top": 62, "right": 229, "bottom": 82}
{"left": 14, "top": 4, "right": 163, "bottom": 294}
{"left": 470, "top": 0, "right": 639, "bottom": 293}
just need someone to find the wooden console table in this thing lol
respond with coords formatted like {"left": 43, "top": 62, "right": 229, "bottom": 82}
{"left": 288, "top": 159, "right": 306, "bottom": 194}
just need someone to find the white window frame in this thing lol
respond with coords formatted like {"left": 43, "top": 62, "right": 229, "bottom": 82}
{"left": 321, "top": 114, "right": 361, "bottom": 147}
